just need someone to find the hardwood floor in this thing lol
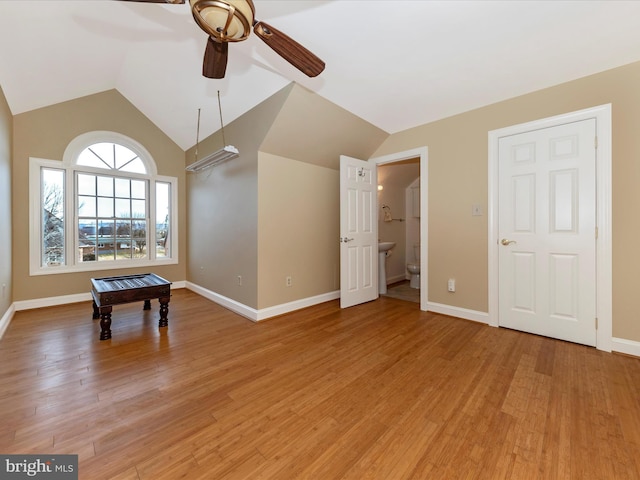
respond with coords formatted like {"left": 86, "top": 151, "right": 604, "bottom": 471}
{"left": 1, "top": 289, "right": 639, "bottom": 479}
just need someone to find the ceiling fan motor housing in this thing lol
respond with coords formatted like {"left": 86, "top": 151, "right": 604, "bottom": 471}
{"left": 190, "top": 0, "right": 255, "bottom": 42}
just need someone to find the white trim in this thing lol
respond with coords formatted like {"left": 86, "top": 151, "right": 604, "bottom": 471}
{"left": 29, "top": 156, "right": 179, "bottom": 276}
{"left": 255, "top": 291, "right": 341, "bottom": 321}
{"left": 14, "top": 292, "right": 92, "bottom": 311}
{"left": 612, "top": 337, "right": 640, "bottom": 358}
{"left": 387, "top": 274, "right": 407, "bottom": 285}
{"left": 12, "top": 281, "right": 187, "bottom": 311}
{"left": 5, "top": 286, "right": 639, "bottom": 358}
{"left": 0, "top": 303, "right": 15, "bottom": 339}
{"left": 63, "top": 130, "right": 157, "bottom": 176}
{"left": 488, "top": 104, "right": 612, "bottom": 351}
{"left": 372, "top": 146, "right": 429, "bottom": 312}
{"left": 426, "top": 302, "right": 489, "bottom": 324}
{"left": 185, "top": 281, "right": 340, "bottom": 322}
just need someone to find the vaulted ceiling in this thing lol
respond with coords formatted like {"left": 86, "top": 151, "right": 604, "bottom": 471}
{"left": 2, "top": 1, "right": 640, "bottom": 150}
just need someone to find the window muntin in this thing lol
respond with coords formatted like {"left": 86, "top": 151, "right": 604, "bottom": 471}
{"left": 76, "top": 142, "right": 146, "bottom": 174}
{"left": 30, "top": 133, "right": 177, "bottom": 276}
{"left": 77, "top": 173, "right": 148, "bottom": 263}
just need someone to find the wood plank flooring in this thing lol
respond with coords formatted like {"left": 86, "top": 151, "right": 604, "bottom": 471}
{"left": 1, "top": 289, "right": 639, "bottom": 479}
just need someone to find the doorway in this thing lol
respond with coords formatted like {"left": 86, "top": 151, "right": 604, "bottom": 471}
{"left": 488, "top": 105, "right": 612, "bottom": 351}
{"left": 339, "top": 147, "right": 428, "bottom": 311}
{"left": 375, "top": 147, "right": 428, "bottom": 311}
{"left": 378, "top": 160, "right": 420, "bottom": 304}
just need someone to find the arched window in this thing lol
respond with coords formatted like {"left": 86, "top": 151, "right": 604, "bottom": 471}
{"left": 29, "top": 131, "right": 177, "bottom": 275}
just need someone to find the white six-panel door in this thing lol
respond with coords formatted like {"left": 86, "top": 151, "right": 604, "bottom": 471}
{"left": 498, "top": 119, "right": 597, "bottom": 346}
{"left": 340, "top": 156, "right": 378, "bottom": 308}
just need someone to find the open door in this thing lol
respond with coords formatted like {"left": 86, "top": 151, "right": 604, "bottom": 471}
{"left": 340, "top": 155, "right": 378, "bottom": 308}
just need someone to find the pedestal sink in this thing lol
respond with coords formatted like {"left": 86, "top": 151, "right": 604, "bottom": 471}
{"left": 378, "top": 242, "right": 396, "bottom": 294}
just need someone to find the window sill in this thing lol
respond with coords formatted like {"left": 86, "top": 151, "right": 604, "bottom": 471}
{"left": 30, "top": 257, "right": 178, "bottom": 276}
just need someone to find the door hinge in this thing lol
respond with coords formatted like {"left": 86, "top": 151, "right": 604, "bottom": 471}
{"left": 595, "top": 317, "right": 598, "bottom": 330}
{"left": 595, "top": 135, "right": 598, "bottom": 149}
{"left": 595, "top": 226, "right": 599, "bottom": 240}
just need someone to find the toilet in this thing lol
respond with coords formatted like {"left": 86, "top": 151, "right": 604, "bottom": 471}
{"left": 407, "top": 244, "right": 420, "bottom": 289}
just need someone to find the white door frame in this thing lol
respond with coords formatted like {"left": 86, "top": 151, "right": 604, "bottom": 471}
{"left": 488, "top": 104, "right": 612, "bottom": 351}
{"left": 373, "top": 146, "right": 429, "bottom": 311}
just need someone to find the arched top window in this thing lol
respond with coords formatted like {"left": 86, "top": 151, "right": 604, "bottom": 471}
{"left": 30, "top": 131, "right": 176, "bottom": 275}
{"left": 63, "top": 131, "right": 157, "bottom": 176}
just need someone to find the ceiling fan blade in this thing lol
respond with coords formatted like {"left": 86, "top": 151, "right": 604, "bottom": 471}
{"left": 253, "top": 21, "right": 324, "bottom": 77}
{"left": 203, "top": 37, "right": 228, "bottom": 79}
{"left": 117, "top": 0, "right": 185, "bottom": 3}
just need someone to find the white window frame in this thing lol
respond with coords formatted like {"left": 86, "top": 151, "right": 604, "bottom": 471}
{"left": 29, "top": 131, "right": 178, "bottom": 276}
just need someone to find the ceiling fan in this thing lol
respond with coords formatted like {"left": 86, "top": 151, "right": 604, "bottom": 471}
{"left": 119, "top": 0, "right": 325, "bottom": 79}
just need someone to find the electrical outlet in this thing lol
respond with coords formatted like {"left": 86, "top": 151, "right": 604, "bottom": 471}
{"left": 237, "top": 275, "right": 242, "bottom": 286}
{"left": 448, "top": 278, "right": 456, "bottom": 292}
{"left": 286, "top": 276, "right": 292, "bottom": 287}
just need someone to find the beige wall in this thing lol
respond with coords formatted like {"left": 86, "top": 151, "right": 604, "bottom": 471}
{"left": 186, "top": 83, "right": 387, "bottom": 310}
{"left": 0, "top": 86, "right": 11, "bottom": 318}
{"left": 373, "top": 60, "right": 640, "bottom": 342}
{"left": 184, "top": 85, "right": 293, "bottom": 308}
{"left": 257, "top": 153, "right": 339, "bottom": 308}
{"left": 260, "top": 84, "right": 388, "bottom": 170}
{"left": 12, "top": 90, "right": 186, "bottom": 301}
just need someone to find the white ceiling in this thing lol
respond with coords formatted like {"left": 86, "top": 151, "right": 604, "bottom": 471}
{"left": 2, "top": 1, "right": 640, "bottom": 150}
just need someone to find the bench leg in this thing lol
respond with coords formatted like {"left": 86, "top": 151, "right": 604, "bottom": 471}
{"left": 99, "top": 306, "right": 113, "bottom": 341}
{"left": 92, "top": 300, "right": 100, "bottom": 319}
{"left": 143, "top": 299, "right": 151, "bottom": 310}
{"left": 158, "top": 297, "right": 170, "bottom": 328}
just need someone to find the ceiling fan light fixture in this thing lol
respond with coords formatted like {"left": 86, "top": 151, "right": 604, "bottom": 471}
{"left": 190, "top": 0, "right": 254, "bottom": 42}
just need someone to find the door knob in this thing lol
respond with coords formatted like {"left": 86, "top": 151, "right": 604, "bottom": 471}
{"left": 500, "top": 238, "right": 516, "bottom": 246}
{"left": 340, "top": 237, "right": 354, "bottom": 243}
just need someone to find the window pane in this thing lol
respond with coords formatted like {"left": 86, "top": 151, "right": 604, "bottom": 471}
{"left": 132, "top": 199, "right": 145, "bottom": 218}
{"left": 115, "top": 198, "right": 130, "bottom": 218}
{"left": 121, "top": 158, "right": 146, "bottom": 174}
{"left": 97, "top": 197, "right": 113, "bottom": 218}
{"left": 132, "top": 220, "right": 147, "bottom": 258}
{"left": 156, "top": 182, "right": 170, "bottom": 258}
{"left": 131, "top": 180, "right": 145, "bottom": 199}
{"left": 77, "top": 173, "right": 95, "bottom": 196}
{"left": 97, "top": 176, "right": 113, "bottom": 197}
{"left": 115, "top": 178, "right": 130, "bottom": 198}
{"left": 114, "top": 144, "right": 138, "bottom": 171}
{"left": 77, "top": 147, "right": 109, "bottom": 169}
{"left": 42, "top": 168, "right": 65, "bottom": 266}
{"left": 89, "top": 143, "right": 115, "bottom": 169}
{"left": 78, "top": 220, "right": 96, "bottom": 262}
{"left": 97, "top": 220, "right": 115, "bottom": 261}
{"left": 116, "top": 221, "right": 133, "bottom": 259}
{"left": 78, "top": 196, "right": 96, "bottom": 217}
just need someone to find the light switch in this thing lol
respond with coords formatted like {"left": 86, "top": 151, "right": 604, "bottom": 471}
{"left": 472, "top": 204, "right": 483, "bottom": 216}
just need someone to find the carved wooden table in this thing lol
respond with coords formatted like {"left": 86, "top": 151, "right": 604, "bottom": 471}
{"left": 91, "top": 273, "right": 171, "bottom": 340}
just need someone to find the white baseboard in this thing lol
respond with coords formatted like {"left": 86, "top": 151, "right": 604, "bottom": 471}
{"left": 612, "top": 337, "right": 640, "bottom": 358}
{"left": 14, "top": 292, "right": 93, "bottom": 311}
{"left": 3, "top": 283, "right": 640, "bottom": 359}
{"left": 0, "top": 303, "right": 15, "bottom": 340}
{"left": 255, "top": 291, "right": 340, "bottom": 321}
{"left": 387, "top": 274, "right": 407, "bottom": 284}
{"left": 185, "top": 281, "right": 339, "bottom": 322}
{"left": 12, "top": 280, "right": 187, "bottom": 312}
{"left": 426, "top": 301, "right": 489, "bottom": 324}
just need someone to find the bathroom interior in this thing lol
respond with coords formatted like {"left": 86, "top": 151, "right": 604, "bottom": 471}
{"left": 377, "top": 157, "right": 421, "bottom": 304}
